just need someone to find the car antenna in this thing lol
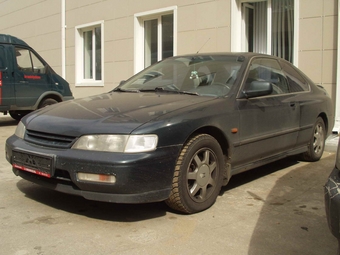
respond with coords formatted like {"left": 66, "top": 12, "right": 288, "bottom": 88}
{"left": 196, "top": 38, "right": 210, "bottom": 54}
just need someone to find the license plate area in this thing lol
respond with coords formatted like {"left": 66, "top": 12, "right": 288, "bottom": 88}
{"left": 12, "top": 150, "right": 54, "bottom": 178}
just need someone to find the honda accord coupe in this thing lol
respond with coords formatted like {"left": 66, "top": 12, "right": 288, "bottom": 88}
{"left": 6, "top": 53, "right": 334, "bottom": 214}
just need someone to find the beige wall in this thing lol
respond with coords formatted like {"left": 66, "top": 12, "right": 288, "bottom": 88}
{"left": 299, "top": 0, "right": 338, "bottom": 103}
{"left": 64, "top": 0, "right": 231, "bottom": 98}
{"left": 0, "top": 0, "right": 62, "bottom": 73}
{"left": 0, "top": 0, "right": 337, "bottom": 102}
{"left": 177, "top": 0, "right": 231, "bottom": 55}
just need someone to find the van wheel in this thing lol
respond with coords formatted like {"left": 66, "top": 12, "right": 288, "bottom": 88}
{"left": 39, "top": 98, "right": 58, "bottom": 108}
{"left": 9, "top": 111, "right": 31, "bottom": 121}
{"left": 165, "top": 134, "right": 224, "bottom": 214}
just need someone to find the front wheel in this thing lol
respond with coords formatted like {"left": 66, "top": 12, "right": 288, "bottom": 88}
{"left": 9, "top": 110, "right": 31, "bottom": 121}
{"left": 301, "top": 117, "right": 326, "bottom": 162}
{"left": 165, "top": 134, "right": 224, "bottom": 214}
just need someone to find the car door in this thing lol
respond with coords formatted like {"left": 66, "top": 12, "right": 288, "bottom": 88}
{"left": 0, "top": 44, "right": 15, "bottom": 108}
{"left": 231, "top": 57, "right": 300, "bottom": 169}
{"left": 14, "top": 47, "right": 51, "bottom": 108}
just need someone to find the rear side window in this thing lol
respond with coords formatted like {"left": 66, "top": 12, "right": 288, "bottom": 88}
{"left": 280, "top": 60, "right": 310, "bottom": 92}
{"left": 0, "top": 46, "right": 6, "bottom": 69}
{"left": 15, "top": 47, "right": 46, "bottom": 74}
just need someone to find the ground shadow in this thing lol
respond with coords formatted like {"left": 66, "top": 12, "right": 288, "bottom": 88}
{"left": 15, "top": 156, "right": 301, "bottom": 223}
{"left": 247, "top": 154, "right": 338, "bottom": 255}
{"left": 0, "top": 116, "right": 18, "bottom": 126}
{"left": 16, "top": 179, "right": 167, "bottom": 222}
{"left": 221, "top": 156, "right": 300, "bottom": 194}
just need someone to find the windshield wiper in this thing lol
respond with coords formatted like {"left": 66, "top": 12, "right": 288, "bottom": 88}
{"left": 178, "top": 91, "right": 199, "bottom": 96}
{"left": 139, "top": 87, "right": 199, "bottom": 96}
{"left": 113, "top": 87, "right": 140, "bottom": 93}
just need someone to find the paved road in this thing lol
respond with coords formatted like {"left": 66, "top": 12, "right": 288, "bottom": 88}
{"left": 0, "top": 115, "right": 338, "bottom": 255}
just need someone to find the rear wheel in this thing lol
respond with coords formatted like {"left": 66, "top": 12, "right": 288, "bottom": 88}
{"left": 39, "top": 98, "right": 58, "bottom": 108}
{"left": 301, "top": 117, "right": 326, "bottom": 162}
{"left": 165, "top": 134, "right": 224, "bottom": 214}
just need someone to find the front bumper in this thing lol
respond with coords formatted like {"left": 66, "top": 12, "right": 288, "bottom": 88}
{"left": 6, "top": 135, "right": 181, "bottom": 203}
{"left": 324, "top": 167, "right": 340, "bottom": 239}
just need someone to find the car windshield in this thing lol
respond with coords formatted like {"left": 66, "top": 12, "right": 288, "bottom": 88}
{"left": 117, "top": 55, "right": 243, "bottom": 97}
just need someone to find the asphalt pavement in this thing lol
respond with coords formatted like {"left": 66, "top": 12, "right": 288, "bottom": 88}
{"left": 0, "top": 115, "right": 338, "bottom": 255}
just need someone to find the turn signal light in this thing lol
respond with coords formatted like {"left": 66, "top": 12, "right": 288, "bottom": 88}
{"left": 77, "top": 172, "right": 116, "bottom": 184}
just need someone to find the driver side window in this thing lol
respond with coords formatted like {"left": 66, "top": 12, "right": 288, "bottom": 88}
{"left": 245, "top": 58, "right": 289, "bottom": 95}
{"left": 15, "top": 47, "right": 46, "bottom": 74}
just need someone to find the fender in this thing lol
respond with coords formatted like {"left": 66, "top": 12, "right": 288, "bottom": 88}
{"left": 8, "top": 91, "right": 63, "bottom": 111}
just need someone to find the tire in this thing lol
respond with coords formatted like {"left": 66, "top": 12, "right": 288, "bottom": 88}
{"left": 301, "top": 117, "right": 326, "bottom": 162}
{"left": 39, "top": 98, "right": 58, "bottom": 108}
{"left": 165, "top": 134, "right": 224, "bottom": 214}
{"left": 9, "top": 111, "right": 31, "bottom": 121}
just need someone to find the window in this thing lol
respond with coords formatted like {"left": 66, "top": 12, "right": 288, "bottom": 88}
{"left": 15, "top": 47, "right": 45, "bottom": 74}
{"left": 144, "top": 14, "right": 174, "bottom": 68}
{"left": 279, "top": 60, "right": 310, "bottom": 92}
{"left": 245, "top": 58, "right": 289, "bottom": 95}
{"left": 234, "top": 0, "right": 297, "bottom": 63}
{"left": 134, "top": 7, "right": 177, "bottom": 73}
{"left": 76, "top": 21, "right": 103, "bottom": 86}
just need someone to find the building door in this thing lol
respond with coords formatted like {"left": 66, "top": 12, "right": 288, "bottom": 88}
{"left": 242, "top": 2, "right": 267, "bottom": 54}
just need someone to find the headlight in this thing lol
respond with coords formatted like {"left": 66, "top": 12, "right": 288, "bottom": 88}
{"left": 14, "top": 121, "right": 26, "bottom": 139}
{"left": 72, "top": 134, "right": 158, "bottom": 153}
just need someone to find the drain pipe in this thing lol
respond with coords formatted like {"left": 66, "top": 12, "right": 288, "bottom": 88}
{"left": 335, "top": 0, "right": 340, "bottom": 133}
{"left": 61, "top": 0, "right": 66, "bottom": 79}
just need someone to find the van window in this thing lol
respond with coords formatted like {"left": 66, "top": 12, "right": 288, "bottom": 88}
{"left": 15, "top": 47, "right": 46, "bottom": 74}
{"left": 0, "top": 46, "right": 6, "bottom": 69}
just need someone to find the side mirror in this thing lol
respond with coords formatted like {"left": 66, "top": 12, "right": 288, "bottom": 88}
{"left": 243, "top": 81, "right": 273, "bottom": 98}
{"left": 119, "top": 80, "right": 125, "bottom": 86}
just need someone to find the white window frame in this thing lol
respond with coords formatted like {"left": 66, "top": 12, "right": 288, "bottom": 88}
{"left": 231, "top": 0, "right": 299, "bottom": 66}
{"left": 134, "top": 6, "right": 177, "bottom": 74}
{"left": 75, "top": 21, "right": 104, "bottom": 87}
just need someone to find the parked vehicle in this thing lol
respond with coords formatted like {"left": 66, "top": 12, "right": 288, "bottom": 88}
{"left": 0, "top": 34, "right": 73, "bottom": 120}
{"left": 6, "top": 53, "right": 334, "bottom": 213}
{"left": 325, "top": 138, "right": 340, "bottom": 254}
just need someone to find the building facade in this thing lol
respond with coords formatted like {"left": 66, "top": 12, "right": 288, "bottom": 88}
{"left": 0, "top": 0, "right": 338, "bottom": 128}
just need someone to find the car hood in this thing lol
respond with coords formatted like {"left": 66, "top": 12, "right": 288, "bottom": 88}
{"left": 25, "top": 92, "right": 215, "bottom": 137}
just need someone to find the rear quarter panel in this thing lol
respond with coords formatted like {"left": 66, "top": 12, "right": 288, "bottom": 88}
{"left": 296, "top": 87, "right": 334, "bottom": 147}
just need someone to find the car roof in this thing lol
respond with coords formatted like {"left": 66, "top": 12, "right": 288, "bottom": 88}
{"left": 172, "top": 52, "right": 280, "bottom": 62}
{"left": 0, "top": 34, "right": 29, "bottom": 47}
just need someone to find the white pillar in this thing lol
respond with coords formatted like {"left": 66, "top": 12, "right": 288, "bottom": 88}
{"left": 61, "top": 0, "right": 66, "bottom": 79}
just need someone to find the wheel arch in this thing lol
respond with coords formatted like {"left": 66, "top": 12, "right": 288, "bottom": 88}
{"left": 318, "top": 112, "right": 329, "bottom": 135}
{"left": 187, "top": 126, "right": 232, "bottom": 185}
{"left": 189, "top": 126, "right": 230, "bottom": 155}
{"left": 37, "top": 93, "right": 63, "bottom": 108}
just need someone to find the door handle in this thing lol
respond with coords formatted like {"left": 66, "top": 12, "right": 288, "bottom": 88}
{"left": 290, "top": 102, "right": 297, "bottom": 109}
{"left": 19, "top": 81, "right": 28, "bottom": 83}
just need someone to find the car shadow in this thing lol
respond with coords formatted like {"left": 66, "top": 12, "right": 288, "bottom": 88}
{"left": 246, "top": 153, "right": 338, "bottom": 254}
{"left": 0, "top": 116, "right": 18, "bottom": 126}
{"left": 15, "top": 156, "right": 302, "bottom": 222}
{"left": 220, "top": 156, "right": 301, "bottom": 194}
{"left": 16, "top": 179, "right": 167, "bottom": 222}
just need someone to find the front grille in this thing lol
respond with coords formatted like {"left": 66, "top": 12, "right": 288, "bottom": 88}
{"left": 25, "top": 130, "right": 77, "bottom": 148}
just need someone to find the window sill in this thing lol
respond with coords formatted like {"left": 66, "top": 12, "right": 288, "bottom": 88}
{"left": 76, "top": 81, "right": 104, "bottom": 87}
